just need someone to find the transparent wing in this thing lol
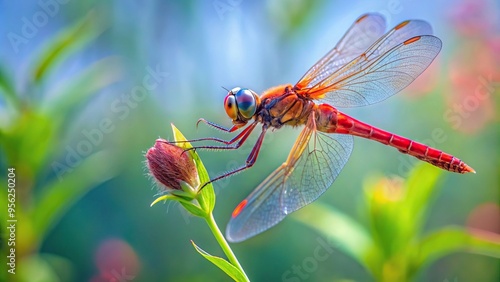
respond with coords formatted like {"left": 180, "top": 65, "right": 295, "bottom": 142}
{"left": 313, "top": 35, "right": 441, "bottom": 107}
{"left": 226, "top": 117, "right": 353, "bottom": 242}
{"left": 300, "top": 20, "right": 439, "bottom": 107}
{"left": 296, "top": 13, "right": 386, "bottom": 89}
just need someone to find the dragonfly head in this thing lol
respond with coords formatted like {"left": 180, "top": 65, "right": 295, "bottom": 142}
{"left": 224, "top": 87, "right": 261, "bottom": 127}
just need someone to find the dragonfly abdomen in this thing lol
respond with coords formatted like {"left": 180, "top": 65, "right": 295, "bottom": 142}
{"left": 316, "top": 104, "right": 474, "bottom": 174}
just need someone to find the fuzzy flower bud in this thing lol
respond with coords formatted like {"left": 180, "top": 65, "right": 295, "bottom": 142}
{"left": 146, "top": 139, "right": 200, "bottom": 196}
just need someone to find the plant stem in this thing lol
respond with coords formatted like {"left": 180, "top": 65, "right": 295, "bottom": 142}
{"left": 205, "top": 212, "right": 250, "bottom": 282}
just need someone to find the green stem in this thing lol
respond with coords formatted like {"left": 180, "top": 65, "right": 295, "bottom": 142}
{"left": 205, "top": 212, "right": 250, "bottom": 282}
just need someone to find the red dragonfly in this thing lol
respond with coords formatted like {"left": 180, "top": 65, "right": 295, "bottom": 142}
{"left": 187, "top": 13, "right": 475, "bottom": 242}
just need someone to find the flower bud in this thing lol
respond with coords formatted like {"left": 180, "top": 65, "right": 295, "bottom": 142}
{"left": 146, "top": 139, "right": 200, "bottom": 195}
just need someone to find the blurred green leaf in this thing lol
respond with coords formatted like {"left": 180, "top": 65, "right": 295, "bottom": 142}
{"left": 412, "top": 227, "right": 500, "bottom": 274}
{"left": 404, "top": 163, "right": 443, "bottom": 232}
{"left": 18, "top": 254, "right": 63, "bottom": 282}
{"left": 30, "top": 10, "right": 107, "bottom": 84}
{"left": 0, "top": 65, "right": 19, "bottom": 109}
{"left": 1, "top": 111, "right": 56, "bottom": 179}
{"left": 268, "top": 0, "right": 320, "bottom": 37}
{"left": 191, "top": 241, "right": 247, "bottom": 282}
{"left": 293, "top": 203, "right": 383, "bottom": 278}
{"left": 42, "top": 56, "right": 122, "bottom": 123}
{"left": 31, "top": 150, "right": 118, "bottom": 245}
{"left": 18, "top": 253, "right": 74, "bottom": 282}
{"left": 363, "top": 164, "right": 443, "bottom": 258}
{"left": 363, "top": 176, "right": 405, "bottom": 258}
{"left": 0, "top": 176, "right": 7, "bottom": 223}
{"left": 397, "top": 164, "right": 442, "bottom": 259}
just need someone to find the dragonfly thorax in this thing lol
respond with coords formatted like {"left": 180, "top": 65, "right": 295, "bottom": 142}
{"left": 224, "top": 87, "right": 261, "bottom": 128}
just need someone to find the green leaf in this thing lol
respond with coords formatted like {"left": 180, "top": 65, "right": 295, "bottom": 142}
{"left": 403, "top": 163, "right": 443, "bottom": 233}
{"left": 0, "top": 64, "right": 19, "bottom": 109}
{"left": 293, "top": 203, "right": 383, "bottom": 278}
{"left": 31, "top": 151, "right": 118, "bottom": 245}
{"left": 30, "top": 10, "right": 107, "bottom": 84}
{"left": 179, "top": 201, "right": 206, "bottom": 218}
{"left": 268, "top": 0, "right": 320, "bottom": 37}
{"left": 363, "top": 175, "right": 406, "bottom": 258}
{"left": 41, "top": 56, "right": 122, "bottom": 122}
{"left": 191, "top": 241, "right": 248, "bottom": 282}
{"left": 198, "top": 180, "right": 216, "bottom": 214}
{"left": 0, "top": 176, "right": 8, "bottom": 224}
{"left": 1, "top": 111, "right": 56, "bottom": 179}
{"left": 362, "top": 165, "right": 443, "bottom": 260}
{"left": 412, "top": 227, "right": 500, "bottom": 272}
{"left": 404, "top": 163, "right": 442, "bottom": 219}
{"left": 150, "top": 194, "right": 206, "bottom": 217}
{"left": 17, "top": 254, "right": 70, "bottom": 282}
{"left": 171, "top": 123, "right": 215, "bottom": 214}
{"left": 150, "top": 195, "right": 176, "bottom": 206}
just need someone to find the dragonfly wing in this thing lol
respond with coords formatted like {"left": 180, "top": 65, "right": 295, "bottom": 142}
{"left": 226, "top": 166, "right": 289, "bottom": 243}
{"left": 296, "top": 13, "right": 386, "bottom": 89}
{"left": 314, "top": 35, "right": 441, "bottom": 107}
{"left": 300, "top": 20, "right": 439, "bottom": 107}
{"left": 281, "top": 133, "right": 353, "bottom": 213}
{"left": 226, "top": 118, "right": 353, "bottom": 242}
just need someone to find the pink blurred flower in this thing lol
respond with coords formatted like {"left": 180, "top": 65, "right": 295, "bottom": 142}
{"left": 466, "top": 203, "right": 500, "bottom": 241}
{"left": 444, "top": 0, "right": 499, "bottom": 133}
{"left": 445, "top": 42, "right": 497, "bottom": 133}
{"left": 91, "top": 238, "right": 141, "bottom": 282}
{"left": 448, "top": 0, "right": 497, "bottom": 37}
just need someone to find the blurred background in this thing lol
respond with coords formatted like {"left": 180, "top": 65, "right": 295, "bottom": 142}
{"left": 0, "top": 0, "right": 499, "bottom": 281}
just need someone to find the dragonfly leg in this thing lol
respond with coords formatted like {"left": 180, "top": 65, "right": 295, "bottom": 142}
{"left": 201, "top": 126, "right": 268, "bottom": 189}
{"left": 187, "top": 122, "right": 258, "bottom": 152}
{"left": 197, "top": 118, "right": 239, "bottom": 133}
{"left": 172, "top": 121, "right": 257, "bottom": 146}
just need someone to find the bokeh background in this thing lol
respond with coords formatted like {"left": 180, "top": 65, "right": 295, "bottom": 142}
{"left": 0, "top": 0, "right": 499, "bottom": 281}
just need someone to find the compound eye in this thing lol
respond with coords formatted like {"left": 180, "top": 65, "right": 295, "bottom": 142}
{"left": 235, "top": 89, "right": 257, "bottom": 119}
{"left": 224, "top": 94, "right": 238, "bottom": 120}
{"left": 230, "top": 87, "right": 241, "bottom": 95}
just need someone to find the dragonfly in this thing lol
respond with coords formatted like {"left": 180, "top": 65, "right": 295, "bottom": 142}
{"left": 185, "top": 13, "right": 475, "bottom": 242}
